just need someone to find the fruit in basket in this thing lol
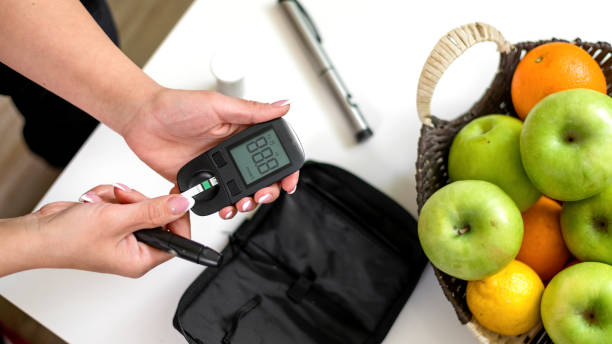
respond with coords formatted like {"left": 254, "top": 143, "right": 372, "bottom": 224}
{"left": 511, "top": 41, "right": 607, "bottom": 119}
{"left": 516, "top": 196, "right": 570, "bottom": 281}
{"left": 448, "top": 114, "right": 540, "bottom": 211}
{"left": 417, "top": 180, "right": 523, "bottom": 280}
{"left": 520, "top": 89, "right": 612, "bottom": 201}
{"left": 561, "top": 184, "right": 612, "bottom": 264}
{"left": 466, "top": 260, "right": 544, "bottom": 335}
{"left": 541, "top": 262, "right": 612, "bottom": 344}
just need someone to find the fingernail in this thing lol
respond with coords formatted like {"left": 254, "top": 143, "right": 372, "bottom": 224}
{"left": 113, "top": 183, "right": 131, "bottom": 192}
{"left": 288, "top": 185, "right": 297, "bottom": 195}
{"left": 224, "top": 210, "right": 234, "bottom": 219}
{"left": 168, "top": 196, "right": 195, "bottom": 215}
{"left": 271, "top": 99, "right": 291, "bottom": 107}
{"left": 257, "top": 193, "right": 272, "bottom": 204}
{"left": 79, "top": 194, "right": 93, "bottom": 203}
{"left": 241, "top": 200, "right": 252, "bottom": 212}
{"left": 79, "top": 192, "right": 102, "bottom": 203}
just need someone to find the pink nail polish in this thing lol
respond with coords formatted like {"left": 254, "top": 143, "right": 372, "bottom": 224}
{"left": 271, "top": 99, "right": 291, "bottom": 107}
{"left": 113, "top": 183, "right": 131, "bottom": 192}
{"left": 79, "top": 192, "right": 102, "bottom": 203}
{"left": 224, "top": 210, "right": 234, "bottom": 219}
{"left": 257, "top": 194, "right": 272, "bottom": 204}
{"left": 168, "top": 196, "right": 194, "bottom": 215}
{"left": 79, "top": 194, "right": 94, "bottom": 203}
{"left": 288, "top": 185, "right": 297, "bottom": 195}
{"left": 241, "top": 200, "right": 253, "bottom": 212}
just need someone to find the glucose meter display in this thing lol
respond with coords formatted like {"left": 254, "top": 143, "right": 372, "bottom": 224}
{"left": 229, "top": 129, "right": 290, "bottom": 185}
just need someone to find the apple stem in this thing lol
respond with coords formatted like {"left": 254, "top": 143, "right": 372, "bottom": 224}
{"left": 582, "top": 309, "right": 598, "bottom": 326}
{"left": 453, "top": 224, "right": 470, "bottom": 235}
{"left": 593, "top": 217, "right": 608, "bottom": 233}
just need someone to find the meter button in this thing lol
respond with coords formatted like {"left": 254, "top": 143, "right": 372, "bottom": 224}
{"left": 227, "top": 180, "right": 241, "bottom": 196}
{"left": 212, "top": 152, "right": 227, "bottom": 168}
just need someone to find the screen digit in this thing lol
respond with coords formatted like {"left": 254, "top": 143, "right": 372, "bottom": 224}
{"left": 266, "top": 158, "right": 279, "bottom": 169}
{"left": 247, "top": 141, "right": 258, "bottom": 153}
{"left": 252, "top": 152, "right": 264, "bottom": 163}
{"left": 261, "top": 147, "right": 272, "bottom": 159}
{"left": 257, "top": 162, "right": 269, "bottom": 174}
{"left": 256, "top": 137, "right": 267, "bottom": 148}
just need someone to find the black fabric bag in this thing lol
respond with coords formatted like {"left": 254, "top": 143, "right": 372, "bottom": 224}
{"left": 173, "top": 161, "right": 427, "bottom": 344}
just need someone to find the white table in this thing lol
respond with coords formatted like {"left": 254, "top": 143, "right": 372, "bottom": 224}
{"left": 1, "top": 0, "right": 609, "bottom": 342}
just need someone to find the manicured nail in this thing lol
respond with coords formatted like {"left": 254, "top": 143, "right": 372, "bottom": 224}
{"left": 288, "top": 185, "right": 297, "bottom": 195}
{"left": 79, "top": 192, "right": 102, "bottom": 203}
{"left": 257, "top": 193, "right": 272, "bottom": 204}
{"left": 112, "top": 183, "right": 131, "bottom": 192}
{"left": 79, "top": 194, "right": 93, "bottom": 203}
{"left": 168, "top": 196, "right": 195, "bottom": 215}
{"left": 224, "top": 210, "right": 234, "bottom": 219}
{"left": 241, "top": 200, "right": 252, "bottom": 212}
{"left": 271, "top": 99, "right": 291, "bottom": 107}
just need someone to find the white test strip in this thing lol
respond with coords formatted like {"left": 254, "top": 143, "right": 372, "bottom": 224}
{"left": 181, "top": 177, "right": 219, "bottom": 198}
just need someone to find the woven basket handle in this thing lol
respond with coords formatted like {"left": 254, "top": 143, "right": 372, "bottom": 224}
{"left": 416, "top": 22, "right": 512, "bottom": 126}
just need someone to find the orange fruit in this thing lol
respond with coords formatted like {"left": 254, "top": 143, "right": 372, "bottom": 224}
{"left": 466, "top": 260, "right": 544, "bottom": 335}
{"left": 516, "top": 196, "right": 570, "bottom": 281}
{"left": 511, "top": 42, "right": 607, "bottom": 119}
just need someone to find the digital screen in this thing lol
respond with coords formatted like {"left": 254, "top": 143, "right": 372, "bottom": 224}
{"left": 229, "top": 129, "right": 290, "bottom": 185}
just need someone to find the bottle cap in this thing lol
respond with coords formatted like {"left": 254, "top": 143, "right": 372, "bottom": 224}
{"left": 210, "top": 49, "right": 245, "bottom": 98}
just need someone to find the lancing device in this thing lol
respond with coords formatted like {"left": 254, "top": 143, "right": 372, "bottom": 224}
{"left": 134, "top": 228, "right": 222, "bottom": 267}
{"left": 279, "top": 0, "right": 373, "bottom": 143}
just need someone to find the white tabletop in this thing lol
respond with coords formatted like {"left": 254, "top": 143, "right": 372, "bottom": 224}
{"left": 1, "top": 0, "right": 610, "bottom": 342}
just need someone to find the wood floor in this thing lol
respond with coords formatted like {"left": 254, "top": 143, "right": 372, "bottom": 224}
{"left": 0, "top": 0, "right": 193, "bottom": 342}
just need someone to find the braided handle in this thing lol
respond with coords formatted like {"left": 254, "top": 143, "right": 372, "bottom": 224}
{"left": 416, "top": 22, "right": 512, "bottom": 126}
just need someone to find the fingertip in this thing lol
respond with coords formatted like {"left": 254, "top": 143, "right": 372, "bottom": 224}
{"left": 254, "top": 184, "right": 280, "bottom": 204}
{"left": 236, "top": 197, "right": 255, "bottom": 212}
{"left": 79, "top": 191, "right": 103, "bottom": 203}
{"left": 219, "top": 206, "right": 236, "bottom": 220}
{"left": 113, "top": 183, "right": 131, "bottom": 192}
{"left": 113, "top": 184, "right": 149, "bottom": 204}
{"left": 281, "top": 171, "right": 300, "bottom": 193}
{"left": 255, "top": 193, "right": 273, "bottom": 204}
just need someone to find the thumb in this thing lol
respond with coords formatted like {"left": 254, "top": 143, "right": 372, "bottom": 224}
{"left": 113, "top": 195, "right": 194, "bottom": 233}
{"left": 214, "top": 93, "right": 290, "bottom": 124}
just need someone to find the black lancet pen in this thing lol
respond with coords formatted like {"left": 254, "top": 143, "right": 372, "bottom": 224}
{"left": 134, "top": 227, "right": 223, "bottom": 267}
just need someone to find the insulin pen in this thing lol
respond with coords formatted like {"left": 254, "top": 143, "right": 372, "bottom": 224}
{"left": 279, "top": 0, "right": 373, "bottom": 143}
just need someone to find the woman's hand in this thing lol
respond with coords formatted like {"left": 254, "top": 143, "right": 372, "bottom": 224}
{"left": 0, "top": 184, "right": 191, "bottom": 278}
{"left": 121, "top": 89, "right": 299, "bottom": 220}
{"left": 0, "top": 0, "right": 299, "bottom": 220}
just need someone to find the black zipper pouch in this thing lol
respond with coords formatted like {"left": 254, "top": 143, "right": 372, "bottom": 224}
{"left": 173, "top": 161, "right": 427, "bottom": 344}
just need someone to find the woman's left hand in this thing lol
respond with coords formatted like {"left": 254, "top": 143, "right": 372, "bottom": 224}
{"left": 121, "top": 89, "right": 299, "bottom": 220}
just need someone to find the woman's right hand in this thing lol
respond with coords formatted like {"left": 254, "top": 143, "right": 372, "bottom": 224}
{"left": 0, "top": 184, "right": 192, "bottom": 278}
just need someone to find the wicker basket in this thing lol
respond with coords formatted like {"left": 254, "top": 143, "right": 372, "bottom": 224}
{"left": 415, "top": 22, "right": 612, "bottom": 344}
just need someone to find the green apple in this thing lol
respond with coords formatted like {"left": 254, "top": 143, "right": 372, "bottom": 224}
{"left": 520, "top": 89, "right": 612, "bottom": 201}
{"left": 561, "top": 184, "right": 612, "bottom": 264}
{"left": 541, "top": 262, "right": 612, "bottom": 344}
{"left": 449, "top": 114, "right": 540, "bottom": 211}
{"left": 418, "top": 180, "right": 523, "bottom": 280}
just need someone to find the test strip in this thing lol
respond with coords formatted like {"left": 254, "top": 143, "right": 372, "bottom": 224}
{"left": 181, "top": 177, "right": 219, "bottom": 198}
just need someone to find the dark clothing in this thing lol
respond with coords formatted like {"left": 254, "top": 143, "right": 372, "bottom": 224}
{"left": 0, "top": 0, "right": 119, "bottom": 167}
